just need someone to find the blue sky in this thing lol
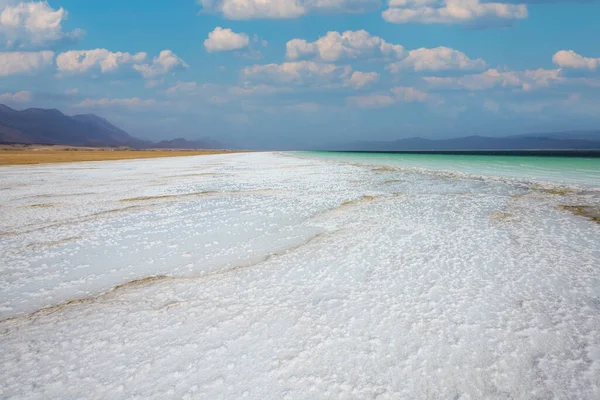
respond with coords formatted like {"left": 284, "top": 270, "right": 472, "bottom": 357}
{"left": 1, "top": 0, "right": 599, "bottom": 148}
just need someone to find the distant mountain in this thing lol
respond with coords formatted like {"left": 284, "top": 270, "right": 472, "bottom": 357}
{"left": 510, "top": 130, "right": 600, "bottom": 141}
{"left": 0, "top": 105, "right": 145, "bottom": 147}
{"left": 147, "top": 138, "right": 223, "bottom": 150}
{"left": 0, "top": 104, "right": 221, "bottom": 149}
{"left": 4, "top": 103, "right": 597, "bottom": 151}
{"left": 332, "top": 134, "right": 600, "bottom": 151}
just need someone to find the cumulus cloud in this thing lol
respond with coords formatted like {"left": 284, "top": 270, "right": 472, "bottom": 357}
{"left": 286, "top": 30, "right": 405, "bottom": 62}
{"left": 424, "top": 68, "right": 562, "bottom": 91}
{"left": 521, "top": 68, "right": 564, "bottom": 89}
{"left": 56, "top": 49, "right": 147, "bottom": 74}
{"left": 243, "top": 60, "right": 381, "bottom": 90}
{"left": 201, "top": 0, "right": 305, "bottom": 19}
{"left": 387, "top": 46, "right": 486, "bottom": 72}
{"left": 204, "top": 27, "right": 250, "bottom": 52}
{"left": 0, "top": 50, "right": 53, "bottom": 75}
{"left": 253, "top": 34, "right": 268, "bottom": 47}
{"left": 73, "top": 97, "right": 161, "bottom": 110}
{"left": 0, "top": 90, "right": 32, "bottom": 103}
{"left": 55, "top": 49, "right": 187, "bottom": 79}
{"left": 390, "top": 86, "right": 430, "bottom": 102}
{"left": 133, "top": 50, "right": 188, "bottom": 78}
{"left": 382, "top": 0, "right": 528, "bottom": 26}
{"left": 163, "top": 81, "right": 290, "bottom": 105}
{"left": 347, "top": 86, "right": 432, "bottom": 108}
{"left": 286, "top": 30, "right": 484, "bottom": 73}
{"left": 345, "top": 71, "right": 379, "bottom": 88}
{"left": 552, "top": 50, "right": 599, "bottom": 70}
{"left": 242, "top": 60, "right": 353, "bottom": 85}
{"left": 0, "top": 1, "right": 84, "bottom": 47}
{"left": 197, "top": 0, "right": 379, "bottom": 20}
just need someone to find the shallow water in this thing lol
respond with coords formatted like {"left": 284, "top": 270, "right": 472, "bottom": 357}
{"left": 302, "top": 151, "right": 600, "bottom": 188}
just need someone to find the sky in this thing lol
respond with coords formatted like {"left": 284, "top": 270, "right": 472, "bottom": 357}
{"left": 0, "top": 0, "right": 599, "bottom": 148}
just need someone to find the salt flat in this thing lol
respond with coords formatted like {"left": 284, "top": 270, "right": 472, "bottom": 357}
{"left": 1, "top": 152, "right": 599, "bottom": 399}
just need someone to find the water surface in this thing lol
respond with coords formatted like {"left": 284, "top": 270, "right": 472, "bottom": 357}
{"left": 302, "top": 151, "right": 600, "bottom": 188}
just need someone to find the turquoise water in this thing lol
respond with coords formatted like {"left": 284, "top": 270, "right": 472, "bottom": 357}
{"left": 300, "top": 151, "right": 600, "bottom": 188}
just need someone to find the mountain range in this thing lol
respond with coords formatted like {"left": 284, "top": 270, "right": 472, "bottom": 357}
{"left": 2, "top": 104, "right": 599, "bottom": 151}
{"left": 328, "top": 132, "right": 600, "bottom": 151}
{"left": 0, "top": 104, "right": 220, "bottom": 150}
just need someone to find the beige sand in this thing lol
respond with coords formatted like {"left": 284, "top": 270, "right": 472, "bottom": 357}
{"left": 0, "top": 145, "right": 241, "bottom": 166}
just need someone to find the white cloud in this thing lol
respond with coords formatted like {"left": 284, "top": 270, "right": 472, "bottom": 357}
{"left": 347, "top": 86, "right": 432, "bottom": 108}
{"left": 55, "top": 49, "right": 187, "bottom": 80}
{"left": 424, "top": 68, "right": 562, "bottom": 91}
{"left": 242, "top": 60, "right": 352, "bottom": 85}
{"left": 345, "top": 71, "right": 379, "bottom": 88}
{"left": 252, "top": 34, "right": 268, "bottom": 47}
{"left": 133, "top": 50, "right": 188, "bottom": 78}
{"left": 390, "top": 86, "right": 430, "bottom": 102}
{"left": 286, "top": 30, "right": 484, "bottom": 73}
{"left": 202, "top": 0, "right": 305, "bottom": 19}
{"left": 56, "top": 49, "right": 147, "bottom": 74}
{"left": 285, "top": 38, "right": 314, "bottom": 59}
{"left": 431, "top": 69, "right": 521, "bottom": 90}
{"left": 164, "top": 81, "right": 291, "bottom": 102}
{"left": 0, "top": 50, "right": 53, "bottom": 76}
{"left": 65, "top": 88, "right": 78, "bottom": 95}
{"left": 387, "top": 46, "right": 486, "bottom": 72}
{"left": 552, "top": 50, "right": 599, "bottom": 70}
{"left": 0, "top": 90, "right": 32, "bottom": 103}
{"left": 197, "top": 0, "right": 379, "bottom": 20}
{"left": 243, "top": 61, "right": 383, "bottom": 91}
{"left": 521, "top": 68, "right": 563, "bottom": 89}
{"left": 0, "top": 1, "right": 84, "bottom": 47}
{"left": 73, "top": 97, "right": 161, "bottom": 110}
{"left": 286, "top": 30, "right": 405, "bottom": 62}
{"left": 204, "top": 27, "right": 250, "bottom": 52}
{"left": 382, "top": 0, "right": 528, "bottom": 25}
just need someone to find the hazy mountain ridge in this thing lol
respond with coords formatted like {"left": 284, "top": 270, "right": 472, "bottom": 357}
{"left": 2, "top": 104, "right": 599, "bottom": 151}
{"left": 510, "top": 131, "right": 600, "bottom": 141}
{"left": 0, "top": 105, "right": 221, "bottom": 149}
{"left": 332, "top": 133, "right": 600, "bottom": 151}
{"left": 148, "top": 138, "right": 223, "bottom": 150}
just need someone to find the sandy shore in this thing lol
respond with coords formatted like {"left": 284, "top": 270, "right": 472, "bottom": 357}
{"left": 0, "top": 145, "right": 241, "bottom": 165}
